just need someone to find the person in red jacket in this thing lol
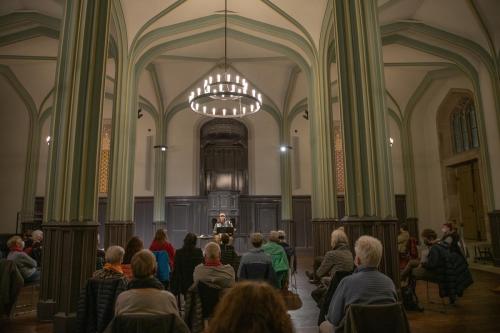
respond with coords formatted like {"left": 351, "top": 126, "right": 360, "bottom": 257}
{"left": 149, "top": 229, "right": 176, "bottom": 270}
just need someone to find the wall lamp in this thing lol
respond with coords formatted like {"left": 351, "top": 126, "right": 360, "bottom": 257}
{"left": 280, "top": 145, "right": 292, "bottom": 152}
{"left": 153, "top": 145, "right": 168, "bottom": 152}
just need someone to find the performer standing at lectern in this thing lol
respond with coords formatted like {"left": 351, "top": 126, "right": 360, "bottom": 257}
{"left": 213, "top": 212, "right": 233, "bottom": 234}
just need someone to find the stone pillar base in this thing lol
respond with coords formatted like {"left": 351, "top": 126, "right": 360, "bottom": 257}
{"left": 53, "top": 312, "right": 76, "bottom": 333}
{"left": 38, "top": 223, "right": 98, "bottom": 323}
{"left": 105, "top": 221, "right": 134, "bottom": 247}
{"left": 488, "top": 211, "right": 500, "bottom": 266}
{"left": 340, "top": 216, "right": 400, "bottom": 285}
{"left": 311, "top": 219, "right": 340, "bottom": 257}
{"left": 280, "top": 219, "right": 295, "bottom": 247}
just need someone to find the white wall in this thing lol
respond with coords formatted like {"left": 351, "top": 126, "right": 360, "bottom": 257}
{"left": 165, "top": 109, "right": 281, "bottom": 196}
{"left": 133, "top": 111, "right": 156, "bottom": 196}
{"left": 0, "top": 77, "right": 30, "bottom": 233}
{"left": 290, "top": 111, "right": 311, "bottom": 195}
{"left": 411, "top": 74, "right": 472, "bottom": 234}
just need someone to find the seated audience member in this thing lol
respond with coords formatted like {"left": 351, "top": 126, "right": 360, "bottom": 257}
{"left": 277, "top": 230, "right": 295, "bottom": 267}
{"left": 122, "top": 236, "right": 144, "bottom": 280}
{"left": 440, "top": 222, "right": 466, "bottom": 257}
{"left": 149, "top": 229, "right": 176, "bottom": 270}
{"left": 171, "top": 233, "right": 204, "bottom": 296}
{"left": 219, "top": 233, "right": 239, "bottom": 272}
{"left": 410, "top": 228, "right": 472, "bottom": 303}
{"left": 193, "top": 242, "right": 235, "bottom": 289}
{"left": 262, "top": 231, "right": 289, "bottom": 289}
{"left": 93, "top": 246, "right": 127, "bottom": 282}
{"left": 398, "top": 224, "right": 410, "bottom": 254}
{"left": 205, "top": 281, "right": 294, "bottom": 333}
{"left": 311, "top": 228, "right": 354, "bottom": 304}
{"left": 114, "top": 249, "right": 180, "bottom": 316}
{"left": 7, "top": 235, "right": 40, "bottom": 283}
{"left": 400, "top": 229, "right": 435, "bottom": 282}
{"left": 24, "top": 229, "right": 43, "bottom": 267}
{"left": 238, "top": 233, "right": 276, "bottom": 285}
{"left": 319, "top": 235, "right": 397, "bottom": 333}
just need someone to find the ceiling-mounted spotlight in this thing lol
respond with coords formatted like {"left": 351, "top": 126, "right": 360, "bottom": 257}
{"left": 138, "top": 109, "right": 143, "bottom": 119}
{"left": 153, "top": 145, "right": 167, "bottom": 151}
{"left": 303, "top": 110, "right": 309, "bottom": 120}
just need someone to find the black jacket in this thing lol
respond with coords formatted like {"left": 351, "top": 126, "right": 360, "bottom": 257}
{"left": 76, "top": 278, "right": 128, "bottom": 333}
{"left": 424, "top": 242, "right": 473, "bottom": 299}
{"left": 171, "top": 247, "right": 203, "bottom": 295}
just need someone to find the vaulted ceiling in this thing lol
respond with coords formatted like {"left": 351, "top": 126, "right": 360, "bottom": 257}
{"left": 1, "top": 0, "right": 499, "bottom": 120}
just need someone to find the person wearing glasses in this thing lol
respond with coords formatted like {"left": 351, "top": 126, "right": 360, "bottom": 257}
{"left": 213, "top": 213, "right": 233, "bottom": 235}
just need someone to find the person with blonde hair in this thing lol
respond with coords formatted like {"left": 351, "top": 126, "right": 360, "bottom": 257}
{"left": 114, "top": 250, "right": 181, "bottom": 317}
{"left": 319, "top": 235, "right": 397, "bottom": 333}
{"left": 7, "top": 235, "right": 39, "bottom": 283}
{"left": 206, "top": 281, "right": 294, "bottom": 333}
{"left": 307, "top": 227, "right": 354, "bottom": 284}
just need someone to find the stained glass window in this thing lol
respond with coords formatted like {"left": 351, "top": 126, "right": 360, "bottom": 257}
{"left": 452, "top": 98, "right": 479, "bottom": 154}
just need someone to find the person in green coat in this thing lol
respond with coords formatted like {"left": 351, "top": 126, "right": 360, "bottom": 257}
{"left": 262, "top": 231, "right": 289, "bottom": 288}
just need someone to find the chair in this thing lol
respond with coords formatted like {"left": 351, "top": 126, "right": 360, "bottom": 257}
{"left": 317, "top": 270, "right": 352, "bottom": 325}
{"left": 197, "top": 281, "right": 222, "bottom": 320}
{"left": 238, "top": 262, "right": 278, "bottom": 287}
{"left": 342, "top": 303, "right": 410, "bottom": 333}
{"left": 0, "top": 259, "right": 24, "bottom": 318}
{"left": 104, "top": 314, "right": 189, "bottom": 333}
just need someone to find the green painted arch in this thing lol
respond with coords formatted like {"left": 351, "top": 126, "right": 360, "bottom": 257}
{"left": 132, "top": 15, "right": 314, "bottom": 72}
{"left": 0, "top": 65, "right": 37, "bottom": 122}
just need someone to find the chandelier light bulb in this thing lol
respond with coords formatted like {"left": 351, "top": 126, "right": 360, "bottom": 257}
{"left": 251, "top": 104, "right": 254, "bottom": 112}
{"left": 252, "top": 89, "right": 256, "bottom": 97}
{"left": 217, "top": 74, "right": 221, "bottom": 82}
{"left": 203, "top": 106, "right": 207, "bottom": 113}
{"left": 233, "top": 108, "right": 237, "bottom": 115}
{"left": 227, "top": 74, "right": 231, "bottom": 81}
{"left": 212, "top": 108, "right": 216, "bottom": 115}
{"left": 209, "top": 76, "right": 213, "bottom": 84}
{"left": 236, "top": 75, "right": 240, "bottom": 83}
{"left": 223, "top": 108, "right": 227, "bottom": 116}
{"left": 242, "top": 107, "right": 246, "bottom": 114}
{"left": 197, "top": 88, "right": 201, "bottom": 95}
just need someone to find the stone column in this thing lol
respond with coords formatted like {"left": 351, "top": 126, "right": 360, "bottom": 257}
{"left": 280, "top": 124, "right": 295, "bottom": 247}
{"left": 310, "top": 52, "right": 337, "bottom": 257}
{"left": 153, "top": 117, "right": 167, "bottom": 232}
{"left": 333, "top": 0, "right": 399, "bottom": 283}
{"left": 37, "top": 1, "right": 111, "bottom": 332}
{"left": 489, "top": 211, "right": 500, "bottom": 266}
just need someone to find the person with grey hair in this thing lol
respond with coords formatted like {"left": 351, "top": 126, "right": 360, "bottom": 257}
{"left": 319, "top": 235, "right": 397, "bottom": 333}
{"left": 263, "top": 231, "right": 289, "bottom": 288}
{"left": 7, "top": 235, "right": 39, "bottom": 283}
{"left": 24, "top": 229, "right": 43, "bottom": 266}
{"left": 193, "top": 242, "right": 235, "bottom": 289}
{"left": 93, "top": 245, "right": 127, "bottom": 281}
{"left": 114, "top": 249, "right": 184, "bottom": 321}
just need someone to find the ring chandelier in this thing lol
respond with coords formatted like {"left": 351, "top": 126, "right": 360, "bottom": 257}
{"left": 188, "top": 0, "right": 262, "bottom": 118}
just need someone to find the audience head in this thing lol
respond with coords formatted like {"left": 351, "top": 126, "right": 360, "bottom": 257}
{"left": 131, "top": 249, "right": 157, "bottom": 279}
{"left": 218, "top": 212, "right": 226, "bottom": 222}
{"left": 204, "top": 242, "right": 221, "bottom": 261}
{"left": 277, "top": 230, "right": 286, "bottom": 242}
{"left": 206, "top": 281, "right": 293, "bottom": 333}
{"left": 331, "top": 228, "right": 349, "bottom": 249}
{"left": 7, "top": 235, "right": 24, "bottom": 250}
{"left": 220, "top": 233, "right": 230, "bottom": 245}
{"left": 123, "top": 236, "right": 143, "bottom": 264}
{"left": 354, "top": 235, "right": 383, "bottom": 268}
{"left": 183, "top": 232, "right": 198, "bottom": 250}
{"left": 442, "top": 223, "right": 453, "bottom": 234}
{"left": 105, "top": 245, "right": 125, "bottom": 265}
{"left": 421, "top": 228, "right": 438, "bottom": 244}
{"left": 250, "top": 233, "right": 264, "bottom": 248}
{"left": 213, "top": 234, "right": 221, "bottom": 244}
{"left": 268, "top": 230, "right": 280, "bottom": 243}
{"left": 23, "top": 229, "right": 33, "bottom": 241}
{"left": 154, "top": 229, "right": 168, "bottom": 244}
{"left": 399, "top": 223, "right": 408, "bottom": 232}
{"left": 32, "top": 230, "right": 43, "bottom": 242}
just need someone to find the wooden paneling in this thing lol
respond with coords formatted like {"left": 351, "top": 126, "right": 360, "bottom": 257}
{"left": 292, "top": 196, "right": 312, "bottom": 248}
{"left": 134, "top": 197, "right": 154, "bottom": 247}
{"left": 488, "top": 210, "right": 500, "bottom": 266}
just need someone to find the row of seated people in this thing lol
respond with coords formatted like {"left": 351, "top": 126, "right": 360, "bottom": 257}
{"left": 77, "top": 230, "right": 292, "bottom": 333}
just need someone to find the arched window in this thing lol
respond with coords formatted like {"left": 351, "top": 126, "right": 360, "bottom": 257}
{"left": 451, "top": 97, "right": 479, "bottom": 153}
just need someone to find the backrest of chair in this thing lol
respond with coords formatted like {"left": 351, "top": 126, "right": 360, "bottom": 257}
{"left": 344, "top": 303, "right": 410, "bottom": 333}
{"left": 111, "top": 314, "right": 187, "bottom": 333}
{"left": 197, "top": 281, "right": 222, "bottom": 319}
{"left": 152, "top": 251, "right": 170, "bottom": 282}
{"left": 318, "top": 270, "right": 352, "bottom": 325}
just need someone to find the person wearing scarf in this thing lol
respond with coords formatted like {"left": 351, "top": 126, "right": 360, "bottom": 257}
{"left": 115, "top": 249, "right": 180, "bottom": 316}
{"left": 6, "top": 235, "right": 39, "bottom": 283}
{"left": 193, "top": 242, "right": 235, "bottom": 289}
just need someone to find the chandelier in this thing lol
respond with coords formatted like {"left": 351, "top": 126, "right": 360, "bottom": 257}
{"left": 188, "top": 0, "right": 262, "bottom": 118}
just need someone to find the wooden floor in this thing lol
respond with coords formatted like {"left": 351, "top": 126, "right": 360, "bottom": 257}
{"left": 3, "top": 254, "right": 500, "bottom": 333}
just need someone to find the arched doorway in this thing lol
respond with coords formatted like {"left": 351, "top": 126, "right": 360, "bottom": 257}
{"left": 437, "top": 90, "right": 487, "bottom": 241}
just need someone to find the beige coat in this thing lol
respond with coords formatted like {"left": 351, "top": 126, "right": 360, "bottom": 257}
{"left": 115, "top": 288, "right": 179, "bottom": 316}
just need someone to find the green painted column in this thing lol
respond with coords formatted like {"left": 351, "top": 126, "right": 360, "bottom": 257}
{"left": 280, "top": 122, "right": 295, "bottom": 246}
{"left": 38, "top": 1, "right": 111, "bottom": 331}
{"left": 333, "top": 0, "right": 399, "bottom": 283}
{"left": 153, "top": 118, "right": 167, "bottom": 231}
